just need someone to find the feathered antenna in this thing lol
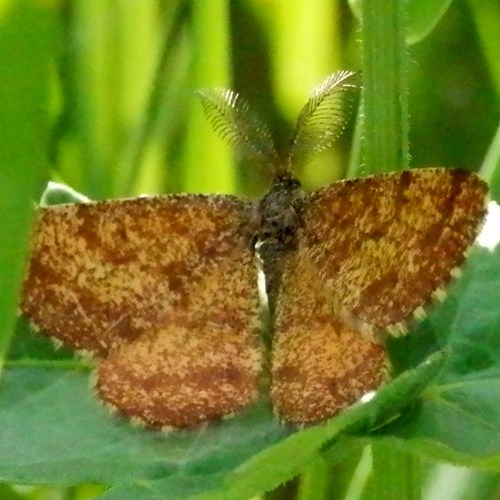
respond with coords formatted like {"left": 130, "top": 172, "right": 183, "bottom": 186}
{"left": 198, "top": 88, "right": 279, "bottom": 168}
{"left": 286, "top": 70, "right": 360, "bottom": 169}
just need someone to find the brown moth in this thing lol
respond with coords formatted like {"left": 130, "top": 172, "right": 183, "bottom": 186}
{"left": 21, "top": 71, "right": 488, "bottom": 430}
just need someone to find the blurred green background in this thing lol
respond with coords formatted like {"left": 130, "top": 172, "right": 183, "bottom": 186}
{"left": 0, "top": 0, "right": 499, "bottom": 499}
{"left": 4, "top": 0, "right": 498, "bottom": 202}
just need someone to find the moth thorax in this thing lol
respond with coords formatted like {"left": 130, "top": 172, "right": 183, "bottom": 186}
{"left": 256, "top": 177, "right": 304, "bottom": 249}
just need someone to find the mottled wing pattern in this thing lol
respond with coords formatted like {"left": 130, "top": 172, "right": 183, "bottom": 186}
{"left": 272, "top": 168, "right": 487, "bottom": 425}
{"left": 300, "top": 168, "right": 487, "bottom": 336}
{"left": 271, "top": 252, "right": 386, "bottom": 425}
{"left": 22, "top": 195, "right": 263, "bottom": 428}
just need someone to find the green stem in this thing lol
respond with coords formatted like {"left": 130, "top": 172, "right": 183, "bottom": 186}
{"left": 358, "top": 2, "right": 419, "bottom": 499}
{"left": 296, "top": 456, "right": 330, "bottom": 500}
{"left": 343, "top": 446, "right": 372, "bottom": 500}
{"left": 361, "top": 0, "right": 409, "bottom": 174}
{"left": 369, "top": 442, "right": 422, "bottom": 500}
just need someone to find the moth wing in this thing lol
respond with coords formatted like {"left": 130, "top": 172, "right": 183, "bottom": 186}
{"left": 22, "top": 194, "right": 263, "bottom": 428}
{"left": 21, "top": 194, "right": 257, "bottom": 355}
{"left": 300, "top": 168, "right": 487, "bottom": 336}
{"left": 96, "top": 227, "right": 262, "bottom": 429}
{"left": 271, "top": 251, "right": 386, "bottom": 425}
{"left": 272, "top": 168, "right": 487, "bottom": 425}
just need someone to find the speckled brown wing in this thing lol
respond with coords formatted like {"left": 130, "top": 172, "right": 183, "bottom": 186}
{"left": 96, "top": 240, "right": 262, "bottom": 429}
{"left": 271, "top": 251, "right": 386, "bottom": 425}
{"left": 298, "top": 168, "right": 487, "bottom": 336}
{"left": 271, "top": 168, "right": 487, "bottom": 425}
{"left": 22, "top": 195, "right": 263, "bottom": 428}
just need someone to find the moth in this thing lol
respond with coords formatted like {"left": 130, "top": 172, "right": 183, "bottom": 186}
{"left": 21, "top": 71, "right": 488, "bottom": 430}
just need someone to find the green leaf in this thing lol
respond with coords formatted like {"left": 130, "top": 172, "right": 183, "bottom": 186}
{"left": 481, "top": 122, "right": 500, "bottom": 202}
{"left": 195, "top": 353, "right": 446, "bottom": 499}
{"left": 376, "top": 245, "right": 500, "bottom": 466}
{"left": 406, "top": 0, "right": 454, "bottom": 45}
{"left": 468, "top": 0, "right": 500, "bottom": 102}
{"left": 0, "top": 362, "right": 288, "bottom": 499}
{"left": 0, "top": 0, "right": 57, "bottom": 363}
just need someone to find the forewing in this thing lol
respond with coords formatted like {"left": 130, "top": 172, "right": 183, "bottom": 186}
{"left": 271, "top": 252, "right": 386, "bottom": 425}
{"left": 21, "top": 194, "right": 255, "bottom": 356}
{"left": 300, "top": 168, "right": 488, "bottom": 335}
